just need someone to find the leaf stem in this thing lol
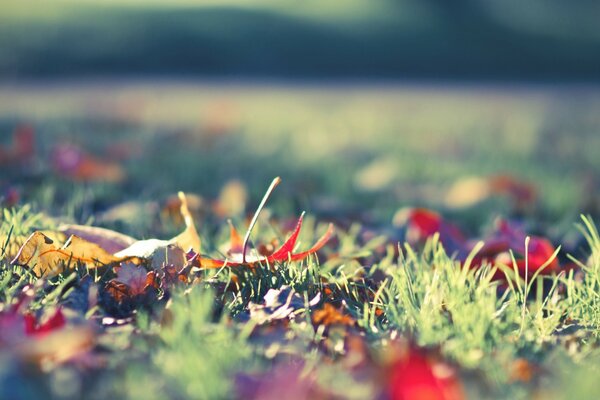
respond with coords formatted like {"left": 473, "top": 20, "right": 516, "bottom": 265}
{"left": 242, "top": 177, "right": 281, "bottom": 263}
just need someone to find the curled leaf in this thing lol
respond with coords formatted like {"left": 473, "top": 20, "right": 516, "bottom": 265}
{"left": 58, "top": 224, "right": 137, "bottom": 253}
{"left": 114, "top": 191, "right": 200, "bottom": 259}
{"left": 198, "top": 216, "right": 334, "bottom": 269}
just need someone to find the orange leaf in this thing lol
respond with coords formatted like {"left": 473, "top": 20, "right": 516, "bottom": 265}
{"left": 228, "top": 220, "right": 244, "bottom": 254}
{"left": 312, "top": 303, "right": 354, "bottom": 326}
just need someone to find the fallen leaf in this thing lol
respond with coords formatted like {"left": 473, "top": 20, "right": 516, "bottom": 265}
{"left": 354, "top": 157, "right": 398, "bottom": 192}
{"left": 227, "top": 219, "right": 244, "bottom": 254}
{"left": 489, "top": 174, "right": 537, "bottom": 210}
{"left": 248, "top": 286, "right": 321, "bottom": 324}
{"left": 11, "top": 232, "right": 121, "bottom": 277}
{"left": 472, "top": 220, "right": 560, "bottom": 277}
{"left": 162, "top": 193, "right": 204, "bottom": 225}
{"left": 0, "top": 124, "right": 35, "bottom": 165}
{"left": 444, "top": 175, "right": 537, "bottom": 211}
{"left": 0, "top": 302, "right": 94, "bottom": 365}
{"left": 394, "top": 208, "right": 560, "bottom": 279}
{"left": 52, "top": 143, "right": 125, "bottom": 183}
{"left": 509, "top": 358, "right": 535, "bottom": 383}
{"left": 198, "top": 214, "right": 334, "bottom": 269}
{"left": 393, "top": 208, "right": 466, "bottom": 253}
{"left": 24, "top": 308, "right": 66, "bottom": 336}
{"left": 388, "top": 347, "right": 464, "bottom": 400}
{"left": 58, "top": 224, "right": 137, "bottom": 254}
{"left": 115, "top": 192, "right": 201, "bottom": 259}
{"left": 18, "top": 326, "right": 95, "bottom": 365}
{"left": 115, "top": 263, "right": 149, "bottom": 296}
{"left": 312, "top": 303, "right": 355, "bottom": 326}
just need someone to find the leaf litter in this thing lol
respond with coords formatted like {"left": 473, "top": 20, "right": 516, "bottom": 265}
{"left": 1, "top": 174, "right": 600, "bottom": 399}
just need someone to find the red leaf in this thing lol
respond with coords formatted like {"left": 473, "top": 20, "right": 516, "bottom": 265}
{"left": 198, "top": 218, "right": 334, "bottom": 269}
{"left": 288, "top": 223, "right": 335, "bottom": 262}
{"left": 0, "top": 124, "right": 35, "bottom": 165}
{"left": 388, "top": 349, "right": 464, "bottom": 400}
{"left": 394, "top": 208, "right": 466, "bottom": 252}
{"left": 24, "top": 308, "right": 66, "bottom": 336}
{"left": 466, "top": 220, "right": 560, "bottom": 278}
{"left": 268, "top": 213, "right": 305, "bottom": 260}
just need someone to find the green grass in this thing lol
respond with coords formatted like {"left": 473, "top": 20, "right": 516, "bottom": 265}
{"left": 1, "top": 83, "right": 600, "bottom": 398}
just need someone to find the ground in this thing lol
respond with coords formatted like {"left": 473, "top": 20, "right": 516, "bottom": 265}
{"left": 1, "top": 82, "right": 600, "bottom": 399}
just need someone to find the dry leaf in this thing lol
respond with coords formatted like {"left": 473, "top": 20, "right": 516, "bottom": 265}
{"left": 509, "top": 358, "right": 535, "bottom": 383}
{"left": 115, "top": 263, "right": 149, "bottom": 296}
{"left": 312, "top": 303, "right": 355, "bottom": 326}
{"left": 58, "top": 224, "right": 137, "bottom": 254}
{"left": 198, "top": 214, "right": 334, "bottom": 269}
{"left": 115, "top": 192, "right": 201, "bottom": 260}
{"left": 12, "top": 232, "right": 120, "bottom": 277}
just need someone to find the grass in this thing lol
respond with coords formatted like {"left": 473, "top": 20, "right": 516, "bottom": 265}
{"left": 1, "top": 83, "right": 600, "bottom": 398}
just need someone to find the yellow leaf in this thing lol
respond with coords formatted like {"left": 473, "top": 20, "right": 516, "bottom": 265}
{"left": 171, "top": 191, "right": 201, "bottom": 253}
{"left": 12, "top": 231, "right": 120, "bottom": 277}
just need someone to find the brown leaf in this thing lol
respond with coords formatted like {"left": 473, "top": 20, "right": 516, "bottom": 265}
{"left": 115, "top": 263, "right": 149, "bottom": 296}
{"left": 312, "top": 303, "right": 355, "bottom": 326}
{"left": 509, "top": 358, "right": 536, "bottom": 383}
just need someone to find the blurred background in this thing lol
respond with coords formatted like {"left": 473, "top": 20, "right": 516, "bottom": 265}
{"left": 2, "top": 0, "right": 600, "bottom": 80}
{"left": 1, "top": 0, "right": 600, "bottom": 233}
